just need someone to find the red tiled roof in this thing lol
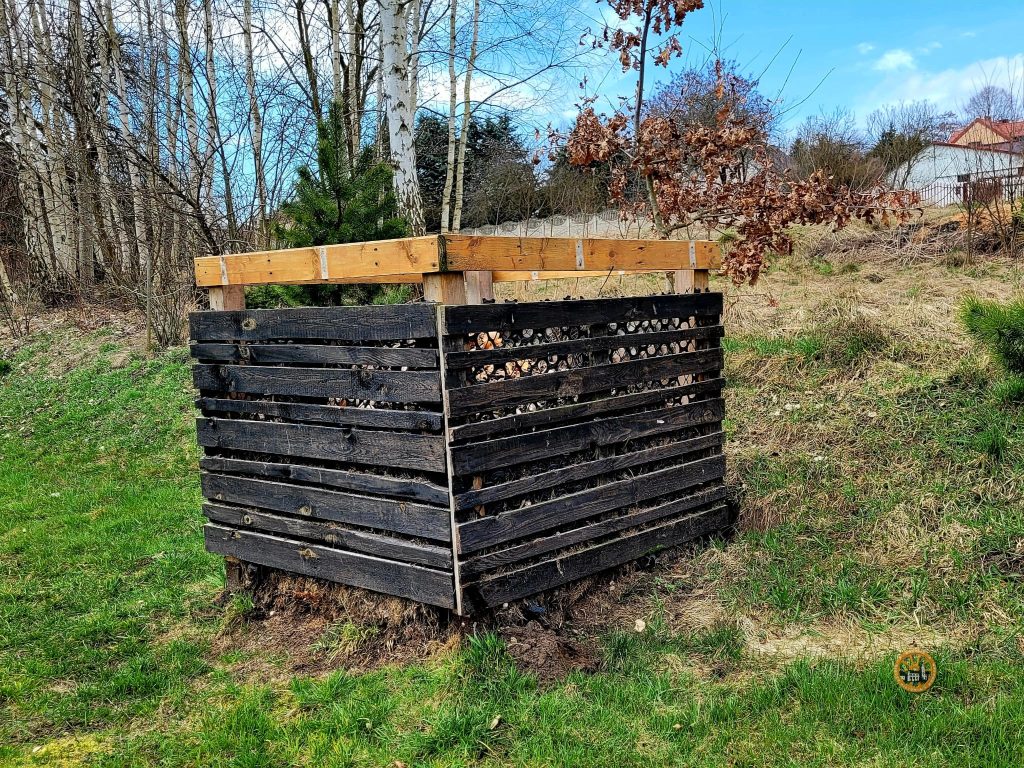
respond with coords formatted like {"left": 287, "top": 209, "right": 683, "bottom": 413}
{"left": 949, "top": 117, "right": 1024, "bottom": 144}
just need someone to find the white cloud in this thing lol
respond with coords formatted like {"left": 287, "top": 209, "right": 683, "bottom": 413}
{"left": 861, "top": 53, "right": 1024, "bottom": 115}
{"left": 916, "top": 41, "right": 942, "bottom": 55}
{"left": 856, "top": 42, "right": 875, "bottom": 55}
{"left": 874, "top": 49, "right": 916, "bottom": 72}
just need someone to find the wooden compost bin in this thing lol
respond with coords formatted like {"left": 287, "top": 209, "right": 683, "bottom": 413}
{"left": 191, "top": 235, "right": 732, "bottom": 615}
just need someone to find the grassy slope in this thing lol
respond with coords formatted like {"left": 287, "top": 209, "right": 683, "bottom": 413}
{"left": 1, "top": 259, "right": 1023, "bottom": 766}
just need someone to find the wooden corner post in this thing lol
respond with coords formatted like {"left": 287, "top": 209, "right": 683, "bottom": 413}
{"left": 208, "top": 285, "right": 246, "bottom": 311}
{"left": 670, "top": 240, "right": 710, "bottom": 295}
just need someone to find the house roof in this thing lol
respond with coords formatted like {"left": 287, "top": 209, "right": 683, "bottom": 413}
{"left": 931, "top": 141, "right": 1024, "bottom": 156}
{"left": 948, "top": 117, "right": 1024, "bottom": 144}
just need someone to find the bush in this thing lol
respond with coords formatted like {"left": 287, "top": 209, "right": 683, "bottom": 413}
{"left": 245, "top": 283, "right": 414, "bottom": 309}
{"left": 961, "top": 295, "right": 1024, "bottom": 376}
{"left": 960, "top": 295, "right": 1024, "bottom": 402}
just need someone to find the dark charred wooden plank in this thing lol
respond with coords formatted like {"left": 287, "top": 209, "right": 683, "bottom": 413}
{"left": 444, "top": 325, "right": 723, "bottom": 371}
{"left": 197, "top": 418, "right": 446, "bottom": 473}
{"left": 446, "top": 348, "right": 723, "bottom": 417}
{"left": 454, "top": 431, "right": 724, "bottom": 511}
{"left": 201, "top": 473, "right": 451, "bottom": 542}
{"left": 204, "top": 503, "right": 453, "bottom": 569}
{"left": 193, "top": 364, "right": 441, "bottom": 404}
{"left": 457, "top": 454, "right": 725, "bottom": 553}
{"left": 205, "top": 525, "right": 455, "bottom": 608}
{"left": 443, "top": 294, "right": 723, "bottom": 335}
{"left": 190, "top": 305, "right": 438, "bottom": 342}
{"left": 460, "top": 486, "right": 730, "bottom": 578}
{"left": 196, "top": 398, "right": 443, "bottom": 432}
{"left": 448, "top": 377, "right": 724, "bottom": 442}
{"left": 199, "top": 457, "right": 450, "bottom": 506}
{"left": 461, "top": 505, "right": 730, "bottom": 609}
{"left": 450, "top": 398, "right": 725, "bottom": 475}
{"left": 190, "top": 343, "right": 439, "bottom": 368}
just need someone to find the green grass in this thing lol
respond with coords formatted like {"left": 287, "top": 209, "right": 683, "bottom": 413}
{"left": 2, "top": 306, "right": 1024, "bottom": 765}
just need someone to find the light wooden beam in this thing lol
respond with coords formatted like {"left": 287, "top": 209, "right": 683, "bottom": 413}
{"left": 194, "top": 236, "right": 440, "bottom": 287}
{"left": 442, "top": 236, "right": 720, "bottom": 273}
{"left": 195, "top": 235, "right": 720, "bottom": 288}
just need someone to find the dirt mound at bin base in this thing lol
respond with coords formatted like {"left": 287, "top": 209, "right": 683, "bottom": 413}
{"left": 213, "top": 556, "right": 667, "bottom": 683}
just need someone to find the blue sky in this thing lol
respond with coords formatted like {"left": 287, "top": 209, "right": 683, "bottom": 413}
{"left": 575, "top": 0, "right": 1024, "bottom": 136}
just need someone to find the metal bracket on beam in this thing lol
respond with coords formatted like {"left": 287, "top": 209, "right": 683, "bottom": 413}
{"left": 318, "top": 246, "right": 329, "bottom": 280}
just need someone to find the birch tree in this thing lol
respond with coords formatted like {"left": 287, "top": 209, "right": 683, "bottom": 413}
{"left": 380, "top": 0, "right": 425, "bottom": 234}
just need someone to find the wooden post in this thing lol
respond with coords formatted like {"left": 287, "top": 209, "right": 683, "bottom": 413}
{"left": 422, "top": 272, "right": 468, "bottom": 304}
{"left": 209, "top": 285, "right": 246, "bottom": 311}
{"left": 670, "top": 269, "right": 709, "bottom": 294}
{"left": 464, "top": 271, "right": 494, "bottom": 303}
{"left": 224, "top": 555, "right": 245, "bottom": 592}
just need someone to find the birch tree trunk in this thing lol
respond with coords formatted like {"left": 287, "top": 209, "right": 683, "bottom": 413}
{"left": 329, "top": 0, "right": 343, "bottom": 104}
{"left": 68, "top": 0, "right": 97, "bottom": 287}
{"left": 29, "top": 0, "right": 75, "bottom": 281}
{"left": 296, "top": 0, "right": 321, "bottom": 119}
{"left": 380, "top": 0, "right": 424, "bottom": 234}
{"left": 439, "top": 0, "right": 458, "bottom": 233}
{"left": 451, "top": 0, "right": 480, "bottom": 233}
{"left": 0, "top": 0, "right": 43, "bottom": 292}
{"left": 244, "top": 0, "right": 268, "bottom": 242}
{"left": 344, "top": 0, "right": 363, "bottom": 164}
{"left": 107, "top": 0, "right": 148, "bottom": 280}
{"left": 204, "top": 0, "right": 238, "bottom": 241}
{"left": 175, "top": 0, "right": 202, "bottom": 200}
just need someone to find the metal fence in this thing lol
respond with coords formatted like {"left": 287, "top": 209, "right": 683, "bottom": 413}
{"left": 917, "top": 170, "right": 1024, "bottom": 207}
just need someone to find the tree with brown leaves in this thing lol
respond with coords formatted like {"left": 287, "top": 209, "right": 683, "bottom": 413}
{"left": 567, "top": 0, "right": 917, "bottom": 284}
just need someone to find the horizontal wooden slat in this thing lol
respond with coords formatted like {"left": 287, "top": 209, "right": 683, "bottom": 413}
{"left": 463, "top": 505, "right": 730, "bottom": 609}
{"left": 199, "top": 457, "right": 450, "bottom": 506}
{"left": 443, "top": 237, "right": 720, "bottom": 274}
{"left": 460, "top": 486, "right": 730, "bottom": 578}
{"left": 204, "top": 503, "right": 452, "bottom": 569}
{"left": 190, "top": 343, "right": 439, "bottom": 369}
{"left": 446, "top": 348, "right": 723, "bottom": 417}
{"left": 197, "top": 418, "right": 446, "bottom": 473}
{"left": 189, "top": 304, "right": 437, "bottom": 342}
{"left": 451, "top": 398, "right": 725, "bottom": 475}
{"left": 454, "top": 431, "right": 724, "bottom": 511}
{"left": 193, "top": 365, "right": 441, "bottom": 404}
{"left": 490, "top": 269, "right": 651, "bottom": 282}
{"left": 202, "top": 473, "right": 451, "bottom": 542}
{"left": 197, "top": 398, "right": 443, "bottom": 432}
{"left": 205, "top": 525, "right": 455, "bottom": 608}
{"left": 457, "top": 454, "right": 725, "bottom": 553}
{"left": 443, "top": 293, "right": 723, "bottom": 335}
{"left": 195, "top": 237, "right": 718, "bottom": 288}
{"left": 448, "top": 377, "right": 724, "bottom": 442}
{"left": 444, "top": 325, "right": 723, "bottom": 370}
{"left": 194, "top": 236, "right": 442, "bottom": 287}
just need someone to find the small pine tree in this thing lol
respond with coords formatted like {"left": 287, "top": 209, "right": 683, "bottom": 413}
{"left": 263, "top": 102, "right": 409, "bottom": 307}
{"left": 960, "top": 295, "right": 1024, "bottom": 401}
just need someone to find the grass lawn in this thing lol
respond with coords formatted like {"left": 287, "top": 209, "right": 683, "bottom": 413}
{"left": 1, "top": 256, "right": 1023, "bottom": 766}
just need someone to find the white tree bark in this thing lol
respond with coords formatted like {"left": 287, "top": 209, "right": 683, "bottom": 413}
{"left": 175, "top": 0, "right": 202, "bottom": 200}
{"left": 244, "top": 0, "right": 268, "bottom": 242}
{"left": 29, "top": 0, "right": 75, "bottom": 280}
{"left": 451, "top": 0, "right": 479, "bottom": 233}
{"left": 380, "top": 0, "right": 424, "bottom": 234}
{"left": 0, "top": 0, "right": 45, "bottom": 288}
{"left": 107, "top": 0, "right": 148, "bottom": 279}
{"left": 439, "top": 0, "right": 458, "bottom": 233}
{"left": 330, "top": 0, "right": 343, "bottom": 104}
